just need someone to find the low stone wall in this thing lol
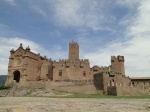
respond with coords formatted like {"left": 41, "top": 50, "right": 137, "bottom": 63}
{"left": 107, "top": 86, "right": 117, "bottom": 95}
{"left": 16, "top": 80, "right": 100, "bottom": 94}
{"left": 143, "top": 86, "right": 150, "bottom": 94}
{"left": 21, "top": 80, "right": 94, "bottom": 87}
{"left": 107, "top": 86, "right": 150, "bottom": 96}
{"left": 117, "top": 86, "right": 145, "bottom": 96}
{"left": 53, "top": 85, "right": 101, "bottom": 94}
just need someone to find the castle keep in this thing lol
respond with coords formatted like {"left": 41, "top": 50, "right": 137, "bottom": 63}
{"left": 5, "top": 42, "right": 150, "bottom": 95}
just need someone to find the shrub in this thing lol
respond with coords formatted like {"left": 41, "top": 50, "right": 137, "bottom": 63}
{"left": 0, "top": 86, "right": 10, "bottom": 90}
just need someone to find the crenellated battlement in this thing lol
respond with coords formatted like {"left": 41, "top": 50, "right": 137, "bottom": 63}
{"left": 92, "top": 65, "right": 109, "bottom": 72}
{"left": 118, "top": 56, "right": 124, "bottom": 62}
{"left": 99, "top": 66, "right": 109, "bottom": 70}
{"left": 111, "top": 55, "right": 124, "bottom": 62}
{"left": 53, "top": 58, "right": 89, "bottom": 63}
{"left": 80, "top": 59, "right": 89, "bottom": 62}
{"left": 53, "top": 58, "right": 90, "bottom": 67}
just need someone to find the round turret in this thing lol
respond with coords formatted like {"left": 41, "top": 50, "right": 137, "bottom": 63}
{"left": 10, "top": 48, "right": 14, "bottom": 54}
{"left": 20, "top": 43, "right": 23, "bottom": 48}
{"left": 26, "top": 46, "right": 30, "bottom": 51}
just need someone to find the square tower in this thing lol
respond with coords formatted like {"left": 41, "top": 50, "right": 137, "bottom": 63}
{"left": 69, "top": 41, "right": 79, "bottom": 60}
{"left": 111, "top": 56, "right": 125, "bottom": 76}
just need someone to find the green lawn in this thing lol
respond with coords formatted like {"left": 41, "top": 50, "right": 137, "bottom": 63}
{"left": 46, "top": 94, "right": 150, "bottom": 99}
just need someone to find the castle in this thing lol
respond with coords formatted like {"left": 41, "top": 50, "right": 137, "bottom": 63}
{"left": 5, "top": 41, "right": 150, "bottom": 96}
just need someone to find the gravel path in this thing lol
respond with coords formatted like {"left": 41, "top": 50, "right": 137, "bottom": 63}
{"left": 0, "top": 97, "right": 150, "bottom": 112}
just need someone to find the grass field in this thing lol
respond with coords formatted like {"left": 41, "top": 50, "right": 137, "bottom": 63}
{"left": 45, "top": 93, "right": 150, "bottom": 99}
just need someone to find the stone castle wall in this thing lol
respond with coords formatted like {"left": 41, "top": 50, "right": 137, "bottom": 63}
{"left": 108, "top": 86, "right": 150, "bottom": 96}
{"left": 53, "top": 59, "right": 92, "bottom": 81}
{"left": 5, "top": 42, "right": 150, "bottom": 95}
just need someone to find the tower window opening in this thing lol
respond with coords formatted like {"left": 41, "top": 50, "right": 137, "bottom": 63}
{"left": 59, "top": 70, "right": 62, "bottom": 76}
{"left": 83, "top": 71, "right": 86, "bottom": 77}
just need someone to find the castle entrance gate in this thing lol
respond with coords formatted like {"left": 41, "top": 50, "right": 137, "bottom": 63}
{"left": 13, "top": 71, "right": 20, "bottom": 83}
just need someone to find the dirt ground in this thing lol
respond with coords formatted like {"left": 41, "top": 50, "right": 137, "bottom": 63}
{"left": 0, "top": 97, "right": 150, "bottom": 112}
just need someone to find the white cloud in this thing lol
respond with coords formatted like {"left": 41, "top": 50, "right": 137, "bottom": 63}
{"left": 23, "top": 0, "right": 115, "bottom": 32}
{"left": 115, "top": 0, "right": 140, "bottom": 8}
{"left": 30, "top": 3, "right": 48, "bottom": 18}
{"left": 127, "top": 0, "right": 150, "bottom": 38}
{"left": 3, "top": 0, "right": 16, "bottom": 5}
{"left": 52, "top": 0, "right": 115, "bottom": 31}
{"left": 82, "top": 0, "right": 150, "bottom": 77}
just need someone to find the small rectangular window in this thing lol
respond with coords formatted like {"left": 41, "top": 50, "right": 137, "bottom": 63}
{"left": 59, "top": 70, "right": 62, "bottom": 76}
{"left": 80, "top": 66, "right": 83, "bottom": 68}
{"left": 83, "top": 71, "right": 86, "bottom": 77}
{"left": 93, "top": 69, "right": 98, "bottom": 72}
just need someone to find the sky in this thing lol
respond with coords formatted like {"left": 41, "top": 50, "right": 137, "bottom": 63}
{"left": 0, "top": 0, "right": 150, "bottom": 77}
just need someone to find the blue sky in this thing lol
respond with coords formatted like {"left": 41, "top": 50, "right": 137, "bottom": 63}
{"left": 0, "top": 0, "right": 150, "bottom": 77}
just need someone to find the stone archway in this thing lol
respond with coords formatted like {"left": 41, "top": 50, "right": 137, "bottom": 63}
{"left": 13, "top": 71, "right": 20, "bottom": 83}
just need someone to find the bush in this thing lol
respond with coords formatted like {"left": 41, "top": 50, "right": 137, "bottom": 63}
{"left": 0, "top": 86, "right": 10, "bottom": 90}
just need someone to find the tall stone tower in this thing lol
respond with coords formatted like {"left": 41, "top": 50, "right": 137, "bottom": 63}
{"left": 111, "top": 56, "right": 125, "bottom": 76}
{"left": 69, "top": 41, "right": 79, "bottom": 60}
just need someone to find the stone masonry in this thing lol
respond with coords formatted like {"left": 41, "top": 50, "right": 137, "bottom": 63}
{"left": 5, "top": 41, "right": 150, "bottom": 95}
